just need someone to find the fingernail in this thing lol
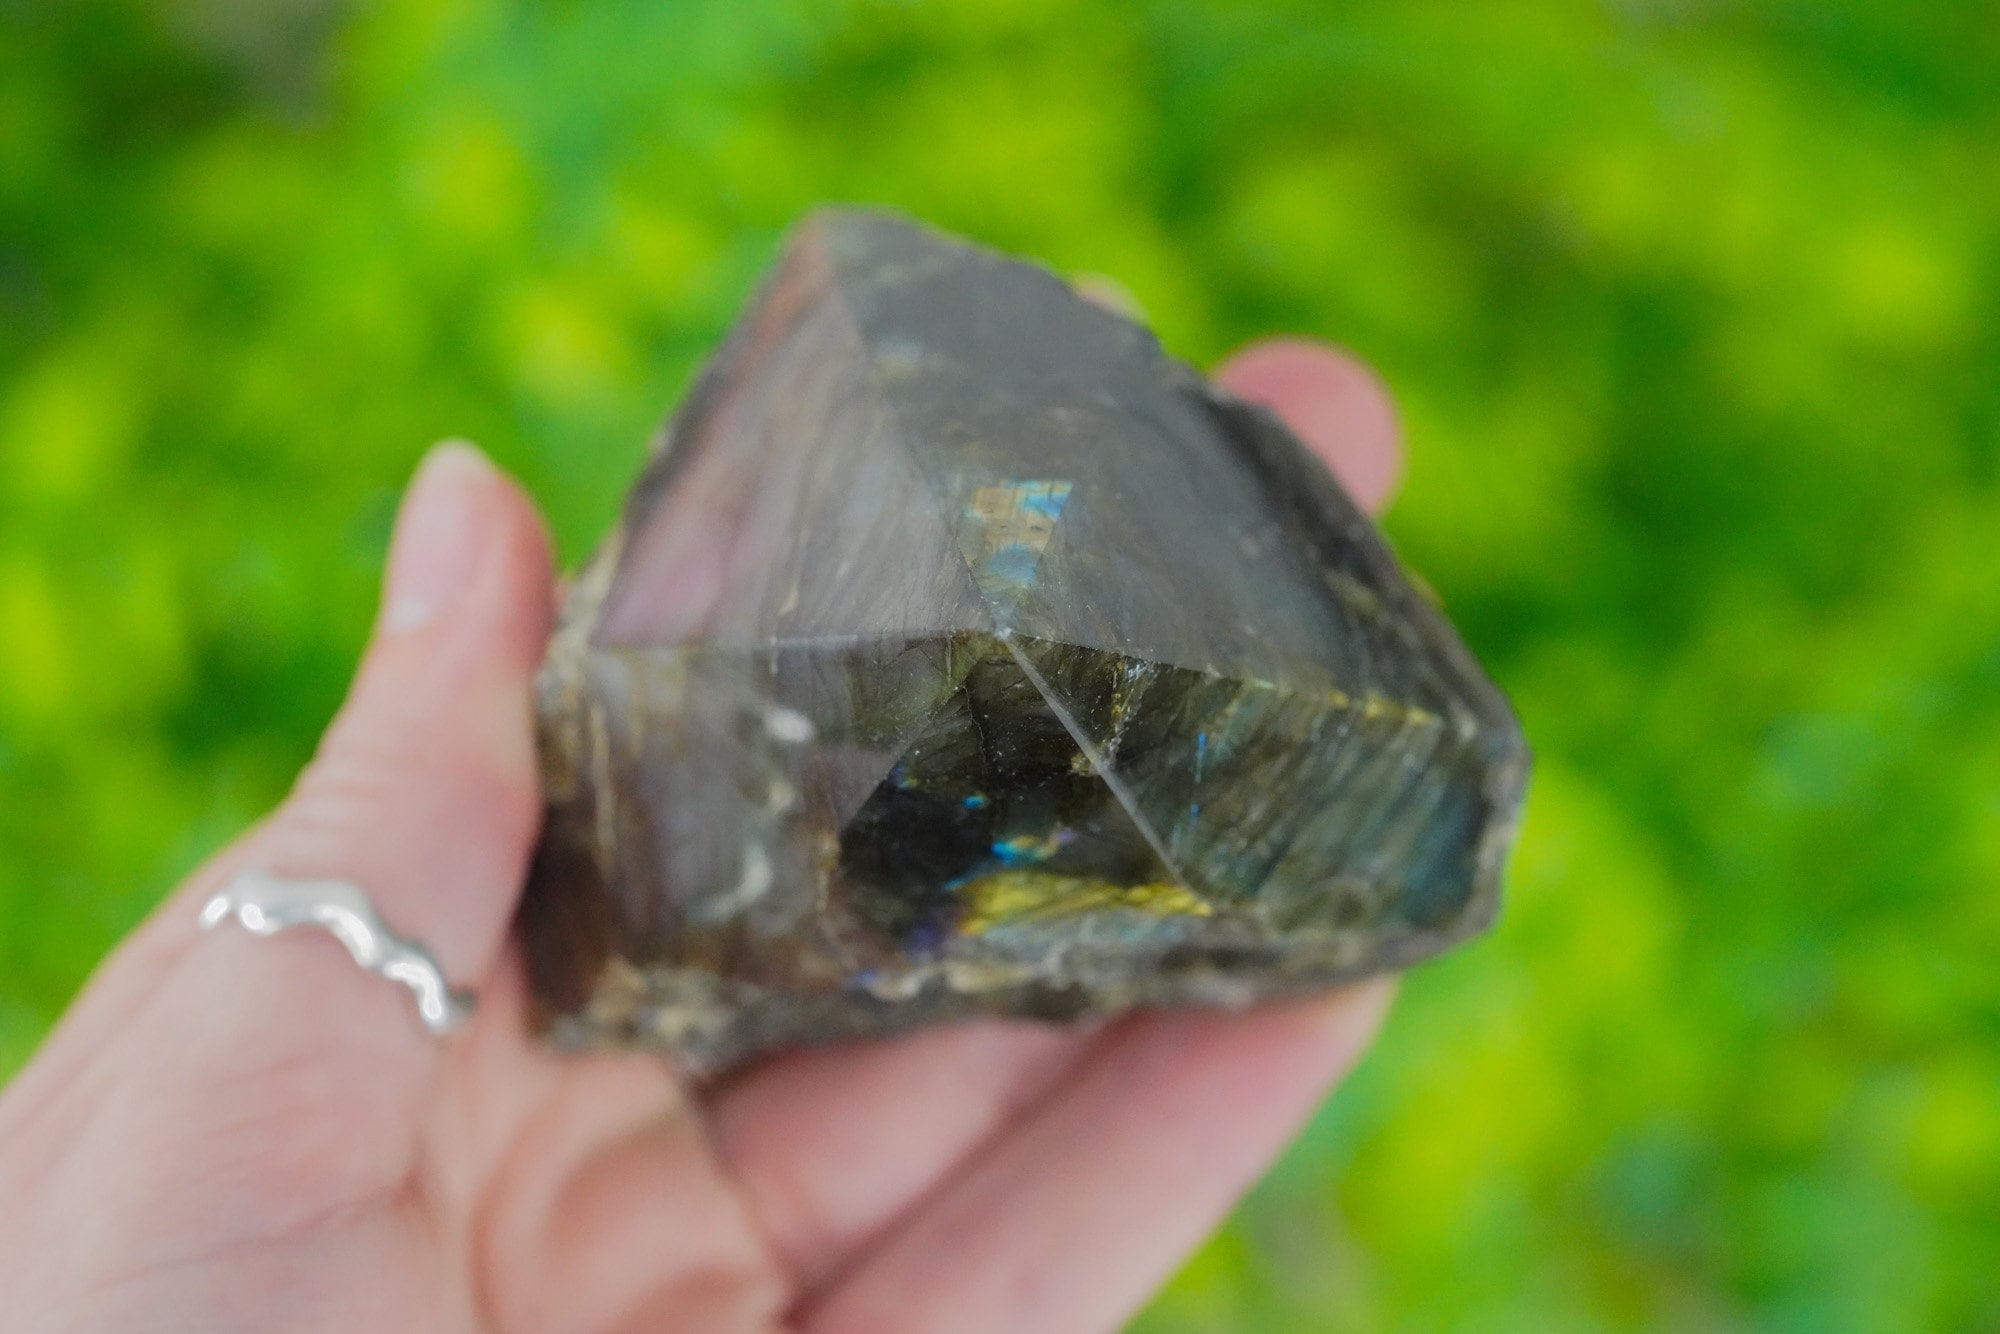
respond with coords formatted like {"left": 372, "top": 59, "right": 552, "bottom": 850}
{"left": 380, "top": 440, "right": 495, "bottom": 633}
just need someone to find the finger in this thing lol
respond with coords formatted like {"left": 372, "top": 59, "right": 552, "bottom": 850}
{"left": 1216, "top": 337, "right": 1403, "bottom": 510}
{"left": 239, "top": 441, "right": 551, "bottom": 975}
{"left": 706, "top": 1020, "right": 1092, "bottom": 1286}
{"left": 701, "top": 340, "right": 1406, "bottom": 1290}
{"left": 76, "top": 446, "right": 547, "bottom": 964}
{"left": 175, "top": 440, "right": 547, "bottom": 1034}
{"left": 447, "top": 961, "right": 788, "bottom": 1334}
{"left": 3, "top": 448, "right": 548, "bottom": 1128}
{"left": 797, "top": 983, "right": 1393, "bottom": 1334}
{"left": 1, "top": 442, "right": 556, "bottom": 1253}
{"left": 1, "top": 445, "right": 552, "bottom": 1145}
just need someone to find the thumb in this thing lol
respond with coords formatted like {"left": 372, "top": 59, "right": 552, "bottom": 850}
{"left": 227, "top": 439, "right": 554, "bottom": 1007}
{"left": 179, "top": 440, "right": 553, "bottom": 1036}
{"left": 8, "top": 444, "right": 553, "bottom": 1117}
{"left": 85, "top": 443, "right": 552, "bottom": 1212}
{"left": 0, "top": 443, "right": 554, "bottom": 1283}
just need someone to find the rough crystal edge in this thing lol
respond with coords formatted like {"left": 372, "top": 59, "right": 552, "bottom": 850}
{"left": 520, "top": 206, "right": 1533, "bottom": 1075}
{"left": 537, "top": 890, "right": 1500, "bottom": 1079}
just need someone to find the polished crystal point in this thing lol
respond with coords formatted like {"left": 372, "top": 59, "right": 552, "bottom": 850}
{"left": 520, "top": 208, "right": 1529, "bottom": 1073}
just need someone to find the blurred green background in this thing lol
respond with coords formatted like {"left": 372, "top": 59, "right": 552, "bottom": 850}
{"left": 3, "top": 0, "right": 1997, "bottom": 1328}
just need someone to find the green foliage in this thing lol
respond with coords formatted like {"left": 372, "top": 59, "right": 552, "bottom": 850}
{"left": 3, "top": 0, "right": 1996, "bottom": 1327}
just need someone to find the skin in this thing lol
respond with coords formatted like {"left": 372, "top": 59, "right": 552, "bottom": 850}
{"left": 0, "top": 339, "right": 1402, "bottom": 1334}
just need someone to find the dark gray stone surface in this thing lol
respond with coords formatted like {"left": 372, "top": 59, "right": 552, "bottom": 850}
{"left": 519, "top": 209, "right": 1529, "bottom": 1075}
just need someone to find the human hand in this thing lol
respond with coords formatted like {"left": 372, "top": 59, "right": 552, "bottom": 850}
{"left": 0, "top": 339, "right": 1401, "bottom": 1334}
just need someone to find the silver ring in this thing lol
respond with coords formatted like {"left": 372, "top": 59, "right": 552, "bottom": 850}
{"left": 198, "top": 869, "right": 474, "bottom": 1036}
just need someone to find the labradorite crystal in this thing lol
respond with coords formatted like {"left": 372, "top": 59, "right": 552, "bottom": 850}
{"left": 520, "top": 209, "right": 1529, "bottom": 1073}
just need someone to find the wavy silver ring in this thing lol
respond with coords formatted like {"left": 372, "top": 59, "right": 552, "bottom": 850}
{"left": 198, "top": 869, "right": 474, "bottom": 1036}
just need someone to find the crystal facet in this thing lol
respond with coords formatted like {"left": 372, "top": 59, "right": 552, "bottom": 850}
{"left": 520, "top": 209, "right": 1529, "bottom": 1073}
